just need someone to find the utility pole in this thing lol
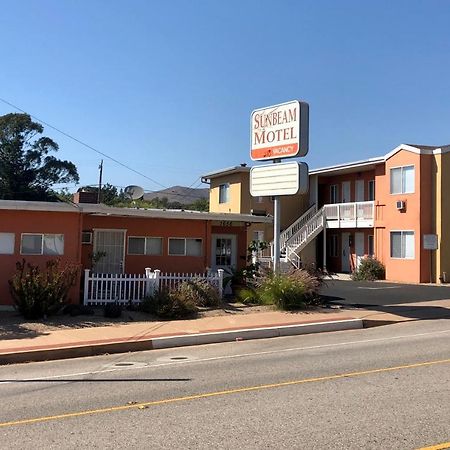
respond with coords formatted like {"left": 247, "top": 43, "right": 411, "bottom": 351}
{"left": 97, "top": 159, "right": 103, "bottom": 204}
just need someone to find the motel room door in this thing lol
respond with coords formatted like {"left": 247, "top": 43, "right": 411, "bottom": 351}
{"left": 341, "top": 232, "right": 351, "bottom": 272}
{"left": 211, "top": 234, "right": 237, "bottom": 272}
{"left": 93, "top": 229, "right": 126, "bottom": 273}
{"left": 342, "top": 181, "right": 351, "bottom": 203}
{"left": 355, "top": 232, "right": 365, "bottom": 269}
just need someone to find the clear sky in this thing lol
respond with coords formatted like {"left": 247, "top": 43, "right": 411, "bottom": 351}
{"left": 0, "top": 0, "right": 449, "bottom": 194}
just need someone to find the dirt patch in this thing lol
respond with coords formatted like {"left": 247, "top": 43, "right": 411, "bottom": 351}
{"left": 0, "top": 302, "right": 335, "bottom": 339}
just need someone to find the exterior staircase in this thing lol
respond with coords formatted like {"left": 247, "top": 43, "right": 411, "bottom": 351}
{"left": 263, "top": 204, "right": 325, "bottom": 270}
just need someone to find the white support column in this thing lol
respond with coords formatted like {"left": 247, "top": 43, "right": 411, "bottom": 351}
{"left": 83, "top": 269, "right": 90, "bottom": 305}
{"left": 323, "top": 221, "right": 327, "bottom": 272}
{"left": 273, "top": 196, "right": 281, "bottom": 274}
{"left": 217, "top": 269, "right": 224, "bottom": 298}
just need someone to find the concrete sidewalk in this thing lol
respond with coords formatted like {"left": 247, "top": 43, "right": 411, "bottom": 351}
{"left": 1, "top": 299, "right": 449, "bottom": 365}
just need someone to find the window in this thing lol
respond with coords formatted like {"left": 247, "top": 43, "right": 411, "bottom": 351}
{"left": 0, "top": 233, "right": 15, "bottom": 254}
{"left": 81, "top": 232, "right": 92, "bottom": 244}
{"left": 128, "top": 237, "right": 163, "bottom": 255}
{"left": 21, "top": 234, "right": 64, "bottom": 255}
{"left": 219, "top": 183, "right": 230, "bottom": 204}
{"left": 390, "top": 166, "right": 414, "bottom": 194}
{"left": 368, "top": 180, "right": 375, "bottom": 201}
{"left": 330, "top": 185, "right": 338, "bottom": 204}
{"left": 368, "top": 235, "right": 374, "bottom": 256}
{"left": 252, "top": 230, "right": 264, "bottom": 243}
{"left": 168, "top": 238, "right": 203, "bottom": 256}
{"left": 329, "top": 235, "right": 338, "bottom": 257}
{"left": 390, "top": 231, "right": 414, "bottom": 259}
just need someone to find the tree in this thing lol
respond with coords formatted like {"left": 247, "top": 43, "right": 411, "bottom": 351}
{"left": 0, "top": 113, "right": 79, "bottom": 201}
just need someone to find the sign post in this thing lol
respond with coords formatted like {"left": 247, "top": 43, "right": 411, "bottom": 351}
{"left": 250, "top": 100, "right": 309, "bottom": 273}
{"left": 423, "top": 234, "right": 438, "bottom": 283}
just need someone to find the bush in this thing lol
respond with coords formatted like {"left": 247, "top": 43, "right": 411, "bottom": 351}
{"left": 235, "top": 269, "right": 322, "bottom": 310}
{"left": 236, "top": 286, "right": 260, "bottom": 305}
{"left": 179, "top": 278, "right": 220, "bottom": 308}
{"left": 140, "top": 286, "right": 198, "bottom": 319}
{"left": 351, "top": 257, "right": 385, "bottom": 281}
{"left": 9, "top": 259, "right": 79, "bottom": 319}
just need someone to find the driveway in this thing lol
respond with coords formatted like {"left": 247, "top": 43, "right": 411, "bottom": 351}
{"left": 321, "top": 279, "right": 450, "bottom": 306}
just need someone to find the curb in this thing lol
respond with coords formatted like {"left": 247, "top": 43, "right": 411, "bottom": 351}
{"left": 0, "top": 318, "right": 363, "bottom": 365}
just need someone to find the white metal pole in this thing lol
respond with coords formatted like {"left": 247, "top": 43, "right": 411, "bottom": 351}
{"left": 273, "top": 195, "right": 281, "bottom": 274}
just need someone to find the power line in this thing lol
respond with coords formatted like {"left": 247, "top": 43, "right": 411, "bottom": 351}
{"left": 0, "top": 97, "right": 208, "bottom": 201}
{"left": 0, "top": 97, "right": 167, "bottom": 190}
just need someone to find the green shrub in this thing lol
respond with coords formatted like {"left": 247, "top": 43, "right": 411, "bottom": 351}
{"left": 235, "top": 286, "right": 260, "bottom": 305}
{"left": 180, "top": 278, "right": 220, "bottom": 307}
{"left": 140, "top": 286, "right": 198, "bottom": 319}
{"left": 256, "top": 269, "right": 322, "bottom": 310}
{"left": 8, "top": 259, "right": 79, "bottom": 320}
{"left": 351, "top": 257, "right": 385, "bottom": 281}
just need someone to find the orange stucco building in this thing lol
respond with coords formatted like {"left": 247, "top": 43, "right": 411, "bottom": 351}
{"left": 0, "top": 201, "right": 270, "bottom": 306}
{"left": 203, "top": 143, "right": 450, "bottom": 284}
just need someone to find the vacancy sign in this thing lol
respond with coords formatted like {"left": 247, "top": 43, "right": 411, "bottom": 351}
{"left": 250, "top": 100, "right": 309, "bottom": 161}
{"left": 250, "top": 161, "right": 309, "bottom": 197}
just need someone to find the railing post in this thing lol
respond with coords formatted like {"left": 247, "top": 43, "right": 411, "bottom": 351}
{"left": 354, "top": 203, "right": 357, "bottom": 226}
{"left": 217, "top": 269, "right": 224, "bottom": 299}
{"left": 83, "top": 269, "right": 90, "bottom": 305}
{"left": 145, "top": 267, "right": 152, "bottom": 296}
{"left": 154, "top": 269, "right": 161, "bottom": 293}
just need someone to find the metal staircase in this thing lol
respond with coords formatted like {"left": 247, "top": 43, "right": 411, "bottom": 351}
{"left": 284, "top": 206, "right": 324, "bottom": 268}
{"left": 264, "top": 204, "right": 325, "bottom": 270}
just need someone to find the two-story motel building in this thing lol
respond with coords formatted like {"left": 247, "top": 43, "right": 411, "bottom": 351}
{"left": 202, "top": 143, "right": 450, "bottom": 284}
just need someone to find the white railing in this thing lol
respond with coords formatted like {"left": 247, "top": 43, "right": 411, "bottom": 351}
{"left": 279, "top": 204, "right": 317, "bottom": 250}
{"left": 324, "top": 201, "right": 374, "bottom": 225}
{"left": 84, "top": 268, "right": 224, "bottom": 305}
{"left": 285, "top": 207, "right": 325, "bottom": 257}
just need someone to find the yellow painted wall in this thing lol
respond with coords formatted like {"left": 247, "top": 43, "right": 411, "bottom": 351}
{"left": 209, "top": 173, "right": 245, "bottom": 213}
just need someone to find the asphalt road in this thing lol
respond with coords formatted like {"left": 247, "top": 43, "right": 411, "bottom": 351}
{"left": 321, "top": 279, "right": 450, "bottom": 306}
{"left": 0, "top": 320, "right": 449, "bottom": 449}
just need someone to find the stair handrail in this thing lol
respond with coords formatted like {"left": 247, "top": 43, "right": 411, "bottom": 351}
{"left": 285, "top": 206, "right": 325, "bottom": 254}
{"left": 279, "top": 204, "right": 317, "bottom": 250}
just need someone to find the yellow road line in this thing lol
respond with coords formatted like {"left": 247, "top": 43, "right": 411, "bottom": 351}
{"left": 1, "top": 357, "right": 449, "bottom": 429}
{"left": 417, "top": 443, "right": 450, "bottom": 450}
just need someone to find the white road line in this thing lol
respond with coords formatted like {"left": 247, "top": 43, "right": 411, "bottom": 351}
{"left": 357, "top": 286, "right": 401, "bottom": 290}
{"left": 1, "top": 328, "right": 449, "bottom": 384}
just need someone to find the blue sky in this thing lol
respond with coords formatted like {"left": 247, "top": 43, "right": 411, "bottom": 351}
{"left": 0, "top": 0, "right": 449, "bottom": 194}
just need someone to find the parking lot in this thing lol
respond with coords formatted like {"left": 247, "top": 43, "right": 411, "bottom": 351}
{"left": 321, "top": 279, "right": 450, "bottom": 306}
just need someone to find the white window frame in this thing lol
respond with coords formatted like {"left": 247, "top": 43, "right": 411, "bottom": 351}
{"left": 127, "top": 236, "right": 163, "bottom": 256}
{"left": 20, "top": 233, "right": 65, "bottom": 256}
{"left": 390, "top": 165, "right": 415, "bottom": 194}
{"left": 330, "top": 185, "right": 338, "bottom": 204}
{"left": 390, "top": 230, "right": 415, "bottom": 259}
{"left": 219, "top": 183, "right": 230, "bottom": 204}
{"left": 168, "top": 238, "right": 203, "bottom": 256}
{"left": 81, "top": 231, "right": 93, "bottom": 245}
{"left": 368, "top": 180, "right": 375, "bottom": 201}
{"left": 0, "top": 232, "right": 15, "bottom": 255}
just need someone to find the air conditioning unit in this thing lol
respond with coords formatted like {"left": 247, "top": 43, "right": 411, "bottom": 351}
{"left": 396, "top": 200, "right": 406, "bottom": 211}
{"left": 81, "top": 231, "right": 93, "bottom": 244}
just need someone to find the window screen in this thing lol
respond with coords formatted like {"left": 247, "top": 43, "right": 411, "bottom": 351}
{"left": 21, "top": 234, "right": 43, "bottom": 255}
{"left": 169, "top": 238, "right": 185, "bottom": 255}
{"left": 128, "top": 237, "right": 146, "bottom": 255}
{"left": 146, "top": 237, "right": 162, "bottom": 255}
{"left": 0, "top": 233, "right": 14, "bottom": 254}
{"left": 186, "top": 239, "right": 202, "bottom": 256}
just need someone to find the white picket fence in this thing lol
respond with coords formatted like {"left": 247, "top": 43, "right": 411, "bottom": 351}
{"left": 83, "top": 268, "right": 224, "bottom": 305}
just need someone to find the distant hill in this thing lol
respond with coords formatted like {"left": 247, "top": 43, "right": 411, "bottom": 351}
{"left": 143, "top": 185, "right": 209, "bottom": 205}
